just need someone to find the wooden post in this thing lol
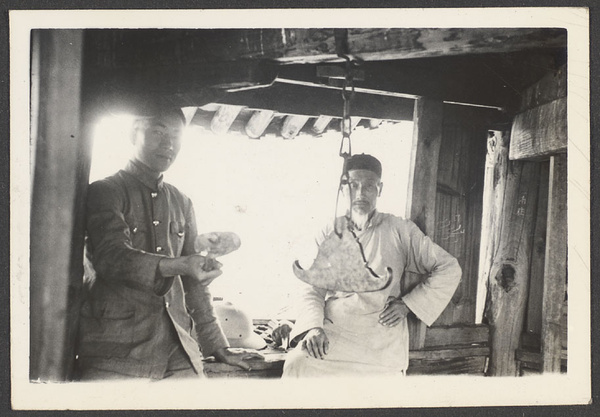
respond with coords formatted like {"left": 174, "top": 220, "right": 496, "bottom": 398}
{"left": 541, "top": 153, "right": 567, "bottom": 373}
{"left": 476, "top": 131, "right": 510, "bottom": 323}
{"left": 404, "top": 97, "right": 443, "bottom": 349}
{"left": 486, "top": 161, "right": 541, "bottom": 376}
{"left": 30, "top": 30, "right": 84, "bottom": 381}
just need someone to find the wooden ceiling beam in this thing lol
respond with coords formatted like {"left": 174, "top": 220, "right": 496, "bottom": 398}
{"left": 219, "top": 82, "right": 414, "bottom": 121}
{"left": 84, "top": 30, "right": 565, "bottom": 116}
{"left": 277, "top": 49, "right": 564, "bottom": 111}
{"left": 260, "top": 28, "right": 566, "bottom": 64}
{"left": 87, "top": 28, "right": 566, "bottom": 67}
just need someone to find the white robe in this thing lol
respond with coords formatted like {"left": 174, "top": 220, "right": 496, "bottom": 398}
{"left": 283, "top": 211, "right": 461, "bottom": 377}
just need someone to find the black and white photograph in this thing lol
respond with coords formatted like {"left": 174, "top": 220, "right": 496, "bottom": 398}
{"left": 8, "top": 6, "right": 592, "bottom": 411}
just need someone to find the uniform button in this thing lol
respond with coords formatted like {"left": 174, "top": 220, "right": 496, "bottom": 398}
{"left": 165, "top": 302, "right": 170, "bottom": 308}
{"left": 153, "top": 220, "right": 160, "bottom": 226}
{"left": 151, "top": 192, "right": 158, "bottom": 198}
{"left": 156, "top": 246, "right": 163, "bottom": 252}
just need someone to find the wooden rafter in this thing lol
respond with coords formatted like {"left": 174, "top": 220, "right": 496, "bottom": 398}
{"left": 281, "top": 115, "right": 310, "bottom": 139}
{"left": 245, "top": 110, "right": 275, "bottom": 139}
{"left": 311, "top": 115, "right": 333, "bottom": 135}
{"left": 210, "top": 105, "right": 245, "bottom": 135}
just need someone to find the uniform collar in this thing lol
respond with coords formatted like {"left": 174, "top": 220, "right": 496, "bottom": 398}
{"left": 124, "top": 159, "right": 164, "bottom": 191}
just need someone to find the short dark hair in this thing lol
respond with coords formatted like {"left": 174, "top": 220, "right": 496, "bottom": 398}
{"left": 138, "top": 106, "right": 186, "bottom": 125}
{"left": 346, "top": 154, "right": 382, "bottom": 178}
{"left": 131, "top": 107, "right": 186, "bottom": 139}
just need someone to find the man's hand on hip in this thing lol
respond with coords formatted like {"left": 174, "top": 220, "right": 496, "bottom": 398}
{"left": 303, "top": 327, "right": 329, "bottom": 360}
{"left": 379, "top": 296, "right": 411, "bottom": 327}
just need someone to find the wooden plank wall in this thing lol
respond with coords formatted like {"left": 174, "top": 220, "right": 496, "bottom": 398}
{"left": 433, "top": 104, "right": 490, "bottom": 326}
{"left": 512, "top": 64, "right": 567, "bottom": 375}
{"left": 481, "top": 61, "right": 567, "bottom": 376}
{"left": 406, "top": 100, "right": 500, "bottom": 353}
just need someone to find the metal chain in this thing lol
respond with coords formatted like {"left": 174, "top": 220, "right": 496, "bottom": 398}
{"left": 339, "top": 57, "right": 355, "bottom": 160}
{"left": 334, "top": 55, "right": 358, "bottom": 235}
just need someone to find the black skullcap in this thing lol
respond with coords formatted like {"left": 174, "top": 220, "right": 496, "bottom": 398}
{"left": 346, "top": 154, "right": 382, "bottom": 178}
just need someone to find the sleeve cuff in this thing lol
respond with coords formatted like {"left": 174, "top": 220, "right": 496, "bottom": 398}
{"left": 153, "top": 259, "right": 175, "bottom": 296}
{"left": 401, "top": 294, "right": 436, "bottom": 327}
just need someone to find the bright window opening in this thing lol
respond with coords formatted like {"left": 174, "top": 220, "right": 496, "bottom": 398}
{"left": 90, "top": 116, "right": 414, "bottom": 319}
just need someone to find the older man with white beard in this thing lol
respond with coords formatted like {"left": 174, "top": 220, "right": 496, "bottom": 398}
{"left": 283, "top": 154, "right": 462, "bottom": 377}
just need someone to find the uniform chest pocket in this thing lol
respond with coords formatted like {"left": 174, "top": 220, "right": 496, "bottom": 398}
{"left": 170, "top": 221, "right": 185, "bottom": 255}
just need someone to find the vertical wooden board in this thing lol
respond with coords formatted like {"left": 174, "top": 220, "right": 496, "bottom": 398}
{"left": 437, "top": 122, "right": 467, "bottom": 195}
{"left": 541, "top": 154, "right": 567, "bottom": 373}
{"left": 459, "top": 123, "right": 487, "bottom": 325}
{"left": 486, "top": 161, "right": 541, "bottom": 376}
{"left": 434, "top": 106, "right": 488, "bottom": 326}
{"left": 30, "top": 30, "right": 84, "bottom": 381}
{"left": 406, "top": 98, "right": 443, "bottom": 233}
{"left": 433, "top": 192, "right": 467, "bottom": 326}
{"left": 434, "top": 114, "right": 465, "bottom": 326}
{"left": 436, "top": 125, "right": 455, "bottom": 191}
{"left": 434, "top": 194, "right": 466, "bottom": 262}
{"left": 404, "top": 97, "right": 443, "bottom": 349}
{"left": 526, "top": 161, "right": 550, "bottom": 337}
